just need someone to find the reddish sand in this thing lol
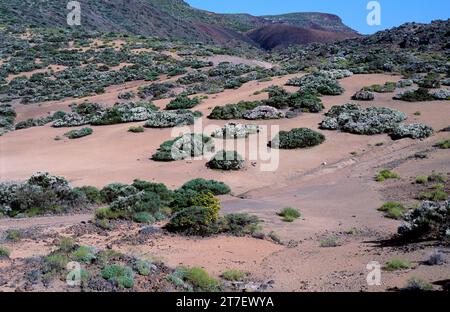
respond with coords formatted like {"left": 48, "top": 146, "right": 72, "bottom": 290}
{"left": 1, "top": 72, "right": 449, "bottom": 291}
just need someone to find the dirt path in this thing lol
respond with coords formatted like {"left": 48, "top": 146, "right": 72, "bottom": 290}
{"left": 0, "top": 213, "right": 92, "bottom": 231}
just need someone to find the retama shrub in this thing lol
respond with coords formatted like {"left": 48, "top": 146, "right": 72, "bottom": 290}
{"left": 180, "top": 178, "right": 231, "bottom": 195}
{"left": 269, "top": 128, "right": 325, "bottom": 149}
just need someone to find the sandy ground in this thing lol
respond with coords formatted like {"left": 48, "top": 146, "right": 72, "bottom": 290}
{"left": 0, "top": 72, "right": 449, "bottom": 291}
{"left": 202, "top": 55, "right": 275, "bottom": 69}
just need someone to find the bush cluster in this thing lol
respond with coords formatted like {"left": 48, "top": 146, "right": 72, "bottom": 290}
{"left": 269, "top": 128, "right": 325, "bottom": 149}
{"left": 207, "top": 151, "right": 245, "bottom": 170}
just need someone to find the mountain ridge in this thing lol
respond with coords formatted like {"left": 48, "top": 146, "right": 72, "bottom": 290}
{"left": 0, "top": 0, "right": 359, "bottom": 49}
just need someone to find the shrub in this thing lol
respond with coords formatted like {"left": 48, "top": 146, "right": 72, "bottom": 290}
{"left": 45, "top": 253, "right": 69, "bottom": 271}
{"left": 286, "top": 73, "right": 344, "bottom": 95}
{"left": 151, "top": 134, "right": 214, "bottom": 162}
{"left": 223, "top": 213, "right": 260, "bottom": 236}
{"left": 0, "top": 246, "right": 10, "bottom": 258}
{"left": 64, "top": 127, "right": 93, "bottom": 139}
{"left": 362, "top": 82, "right": 396, "bottom": 93}
{"left": 207, "top": 101, "right": 261, "bottom": 120}
{"left": 101, "top": 264, "right": 134, "bottom": 289}
{"left": 268, "top": 231, "right": 282, "bottom": 244}
{"left": 132, "top": 212, "right": 155, "bottom": 224}
{"left": 394, "top": 88, "right": 435, "bottom": 102}
{"left": 415, "top": 176, "right": 428, "bottom": 184}
{"left": 165, "top": 95, "right": 201, "bottom": 110}
{"left": 390, "top": 123, "right": 434, "bottom": 140}
{"left": 403, "top": 277, "right": 433, "bottom": 291}
{"left": 181, "top": 178, "right": 231, "bottom": 195}
{"left": 58, "top": 237, "right": 75, "bottom": 252}
{"left": 169, "top": 189, "right": 200, "bottom": 211}
{"left": 278, "top": 207, "right": 301, "bottom": 222}
{"left": 288, "top": 92, "right": 324, "bottom": 112}
{"left": 435, "top": 139, "right": 450, "bottom": 149}
{"left": 135, "top": 260, "right": 151, "bottom": 276}
{"left": 74, "top": 186, "right": 103, "bottom": 204}
{"left": 221, "top": 269, "right": 245, "bottom": 281}
{"left": 178, "top": 267, "right": 219, "bottom": 291}
{"left": 398, "top": 200, "right": 450, "bottom": 239}
{"left": 165, "top": 206, "right": 219, "bottom": 236}
{"left": 378, "top": 202, "right": 406, "bottom": 219}
{"left": 320, "top": 236, "right": 339, "bottom": 247}
{"left": 110, "top": 191, "right": 162, "bottom": 215}
{"left": 5, "top": 229, "right": 22, "bottom": 242}
{"left": 100, "top": 183, "right": 138, "bottom": 203}
{"left": 269, "top": 128, "right": 325, "bottom": 149}
{"left": 72, "top": 246, "right": 96, "bottom": 263}
{"left": 143, "top": 110, "right": 197, "bottom": 128}
{"left": 427, "top": 172, "right": 447, "bottom": 183}
{"left": 207, "top": 151, "right": 245, "bottom": 170}
{"left": 132, "top": 179, "right": 173, "bottom": 201}
{"left": 418, "top": 73, "right": 441, "bottom": 88}
{"left": 375, "top": 170, "right": 400, "bottom": 182}
{"left": 384, "top": 259, "right": 411, "bottom": 271}
{"left": 128, "top": 126, "right": 144, "bottom": 133}
{"left": 426, "top": 251, "right": 445, "bottom": 266}
{"left": 417, "top": 190, "right": 448, "bottom": 201}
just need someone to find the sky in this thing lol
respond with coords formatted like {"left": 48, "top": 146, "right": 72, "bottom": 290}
{"left": 185, "top": 0, "right": 450, "bottom": 34}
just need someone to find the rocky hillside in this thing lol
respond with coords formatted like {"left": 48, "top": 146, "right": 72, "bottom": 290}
{"left": 0, "top": 0, "right": 358, "bottom": 48}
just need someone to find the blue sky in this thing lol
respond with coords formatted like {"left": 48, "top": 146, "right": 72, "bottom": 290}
{"left": 185, "top": 0, "right": 450, "bottom": 34}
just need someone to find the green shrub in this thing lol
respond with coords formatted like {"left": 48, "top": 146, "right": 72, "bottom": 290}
{"left": 416, "top": 176, "right": 428, "bottom": 184}
{"left": 378, "top": 202, "right": 406, "bottom": 219}
{"left": 110, "top": 191, "right": 162, "bottom": 216}
{"left": 178, "top": 267, "right": 219, "bottom": 291}
{"left": 395, "top": 88, "right": 435, "bottom": 102}
{"left": 221, "top": 269, "right": 245, "bottom": 281}
{"left": 207, "top": 151, "right": 245, "bottom": 170}
{"left": 58, "top": 237, "right": 75, "bottom": 252}
{"left": 72, "top": 246, "right": 96, "bottom": 263}
{"left": 417, "top": 190, "right": 448, "bottom": 201}
{"left": 418, "top": 73, "right": 441, "bottom": 88}
{"left": 0, "top": 246, "right": 10, "bottom": 258}
{"left": 320, "top": 236, "right": 339, "bottom": 247}
{"left": 74, "top": 186, "right": 103, "bottom": 204}
{"left": 288, "top": 92, "right": 324, "bottom": 113}
{"left": 170, "top": 189, "right": 201, "bottom": 211}
{"left": 45, "top": 253, "right": 69, "bottom": 271}
{"left": 207, "top": 101, "right": 261, "bottom": 120}
{"left": 269, "top": 128, "right": 325, "bottom": 149}
{"left": 181, "top": 178, "right": 231, "bottom": 195}
{"left": 128, "top": 126, "right": 144, "bottom": 133}
{"left": 132, "top": 179, "right": 174, "bottom": 201}
{"left": 278, "top": 207, "right": 301, "bottom": 222}
{"left": 64, "top": 127, "right": 93, "bottom": 139}
{"left": 363, "top": 82, "right": 396, "bottom": 93}
{"left": 404, "top": 277, "right": 433, "bottom": 291}
{"left": 268, "top": 231, "right": 282, "bottom": 244}
{"left": 375, "top": 170, "right": 400, "bottom": 182}
{"left": 165, "top": 206, "right": 219, "bottom": 236}
{"left": 132, "top": 212, "right": 156, "bottom": 224}
{"left": 152, "top": 134, "right": 214, "bottom": 162}
{"left": 100, "top": 183, "right": 138, "bottom": 203}
{"left": 427, "top": 172, "right": 447, "bottom": 183}
{"left": 384, "top": 259, "right": 411, "bottom": 271}
{"left": 166, "top": 95, "right": 201, "bottom": 110}
{"left": 101, "top": 264, "right": 134, "bottom": 289}
{"left": 435, "top": 139, "right": 450, "bottom": 149}
{"left": 5, "top": 229, "right": 22, "bottom": 242}
{"left": 135, "top": 260, "right": 151, "bottom": 276}
{"left": 223, "top": 213, "right": 260, "bottom": 235}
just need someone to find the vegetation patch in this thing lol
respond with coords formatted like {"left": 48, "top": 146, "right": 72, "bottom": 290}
{"left": 221, "top": 269, "right": 245, "bottom": 281}
{"left": 375, "top": 170, "right": 400, "bottom": 182}
{"left": 151, "top": 134, "right": 214, "bottom": 162}
{"left": 278, "top": 207, "right": 301, "bottom": 222}
{"left": 64, "top": 127, "right": 93, "bottom": 139}
{"left": 165, "top": 95, "right": 201, "bottom": 110}
{"left": 128, "top": 126, "right": 144, "bottom": 133}
{"left": 378, "top": 202, "right": 406, "bottom": 219}
{"left": 181, "top": 178, "right": 230, "bottom": 195}
{"left": 207, "top": 151, "right": 245, "bottom": 170}
{"left": 384, "top": 259, "right": 411, "bottom": 271}
{"left": 269, "top": 128, "right": 325, "bottom": 149}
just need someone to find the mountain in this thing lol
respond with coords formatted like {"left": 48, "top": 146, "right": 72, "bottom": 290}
{"left": 247, "top": 24, "right": 359, "bottom": 50}
{"left": 0, "top": 0, "right": 358, "bottom": 48}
